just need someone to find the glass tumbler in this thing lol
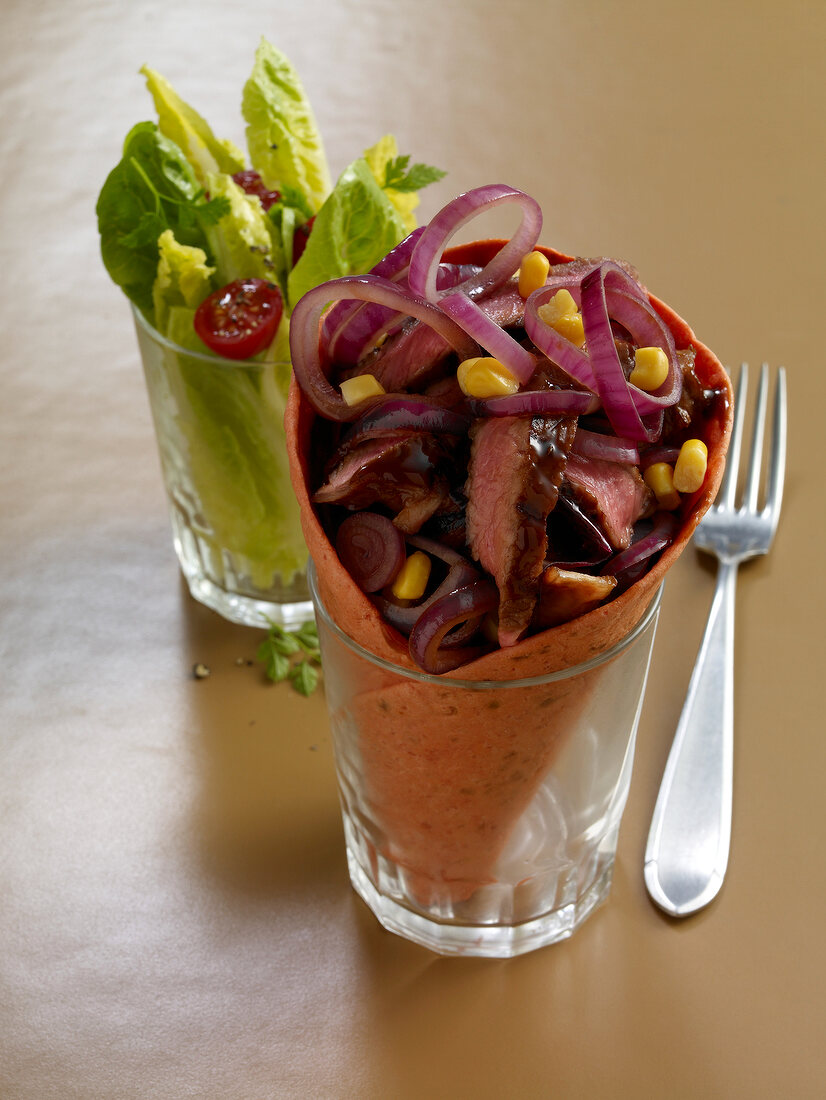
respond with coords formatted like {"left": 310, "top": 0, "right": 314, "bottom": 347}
{"left": 133, "top": 307, "right": 312, "bottom": 628}
{"left": 311, "top": 564, "right": 662, "bottom": 958}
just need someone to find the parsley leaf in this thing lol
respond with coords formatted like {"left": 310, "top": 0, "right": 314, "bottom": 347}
{"left": 289, "top": 661, "right": 320, "bottom": 696}
{"left": 383, "top": 156, "right": 447, "bottom": 193}
{"left": 257, "top": 618, "right": 321, "bottom": 693}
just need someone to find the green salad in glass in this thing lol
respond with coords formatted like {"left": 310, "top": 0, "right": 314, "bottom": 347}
{"left": 97, "top": 39, "right": 445, "bottom": 626}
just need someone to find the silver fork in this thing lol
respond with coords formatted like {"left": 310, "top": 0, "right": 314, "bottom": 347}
{"left": 644, "top": 362, "right": 787, "bottom": 917}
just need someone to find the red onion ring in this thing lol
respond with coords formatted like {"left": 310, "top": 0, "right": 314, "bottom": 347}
{"left": 572, "top": 428, "right": 640, "bottom": 464}
{"left": 438, "top": 291, "right": 539, "bottom": 385}
{"left": 341, "top": 397, "right": 471, "bottom": 444}
{"left": 407, "top": 184, "right": 542, "bottom": 303}
{"left": 523, "top": 286, "right": 597, "bottom": 391}
{"left": 580, "top": 265, "right": 664, "bottom": 442}
{"left": 640, "top": 445, "right": 680, "bottom": 468}
{"left": 335, "top": 512, "right": 406, "bottom": 592}
{"left": 289, "top": 274, "right": 479, "bottom": 421}
{"left": 600, "top": 511, "right": 679, "bottom": 576}
{"left": 322, "top": 227, "right": 425, "bottom": 358}
{"left": 470, "top": 388, "right": 599, "bottom": 418}
{"left": 408, "top": 578, "right": 499, "bottom": 673}
{"left": 373, "top": 549, "right": 480, "bottom": 637}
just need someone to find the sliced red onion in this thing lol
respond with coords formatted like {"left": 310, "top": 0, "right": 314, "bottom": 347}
{"left": 600, "top": 511, "right": 679, "bottom": 577}
{"left": 322, "top": 227, "right": 425, "bottom": 356}
{"left": 408, "top": 579, "right": 499, "bottom": 673}
{"left": 580, "top": 265, "right": 663, "bottom": 442}
{"left": 341, "top": 397, "right": 471, "bottom": 445}
{"left": 438, "top": 291, "right": 538, "bottom": 385}
{"left": 407, "top": 184, "right": 542, "bottom": 303}
{"left": 289, "top": 274, "right": 479, "bottom": 421}
{"left": 335, "top": 512, "right": 406, "bottom": 592}
{"left": 601, "top": 282, "right": 682, "bottom": 413}
{"left": 640, "top": 445, "right": 680, "bottom": 468}
{"left": 374, "top": 552, "right": 480, "bottom": 637}
{"left": 572, "top": 428, "right": 640, "bottom": 464}
{"left": 523, "top": 286, "right": 597, "bottom": 391}
{"left": 471, "top": 388, "right": 599, "bottom": 418}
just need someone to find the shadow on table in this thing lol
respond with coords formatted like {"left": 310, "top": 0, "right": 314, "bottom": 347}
{"left": 177, "top": 577, "right": 347, "bottom": 903}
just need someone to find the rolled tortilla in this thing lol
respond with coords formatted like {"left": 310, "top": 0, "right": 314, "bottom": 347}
{"left": 286, "top": 240, "right": 733, "bottom": 905}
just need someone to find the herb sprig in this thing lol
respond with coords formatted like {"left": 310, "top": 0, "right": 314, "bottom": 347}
{"left": 256, "top": 618, "right": 321, "bottom": 695}
{"left": 383, "top": 155, "right": 446, "bottom": 193}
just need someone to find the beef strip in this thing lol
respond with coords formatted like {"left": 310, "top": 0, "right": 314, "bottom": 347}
{"left": 313, "top": 431, "right": 458, "bottom": 533}
{"left": 563, "top": 453, "right": 653, "bottom": 551}
{"left": 465, "top": 415, "right": 577, "bottom": 647}
{"left": 354, "top": 279, "right": 531, "bottom": 393}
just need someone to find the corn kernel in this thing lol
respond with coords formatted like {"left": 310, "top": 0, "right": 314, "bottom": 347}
{"left": 673, "top": 438, "right": 708, "bottom": 494}
{"left": 630, "top": 346, "right": 669, "bottom": 392}
{"left": 340, "top": 373, "right": 386, "bottom": 406}
{"left": 537, "top": 288, "right": 578, "bottom": 324}
{"left": 644, "top": 461, "right": 681, "bottom": 510}
{"left": 537, "top": 291, "right": 586, "bottom": 346}
{"left": 552, "top": 312, "right": 586, "bottom": 347}
{"left": 518, "top": 250, "right": 551, "bottom": 299}
{"left": 391, "top": 551, "right": 431, "bottom": 600}
{"left": 457, "top": 356, "right": 520, "bottom": 398}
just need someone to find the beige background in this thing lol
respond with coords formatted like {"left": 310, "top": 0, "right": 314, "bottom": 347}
{"left": 2, "top": 1, "right": 824, "bottom": 1096}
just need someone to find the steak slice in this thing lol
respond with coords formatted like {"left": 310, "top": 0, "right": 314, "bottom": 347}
{"left": 313, "top": 432, "right": 455, "bottom": 533}
{"left": 465, "top": 415, "right": 577, "bottom": 647}
{"left": 563, "top": 453, "right": 653, "bottom": 550}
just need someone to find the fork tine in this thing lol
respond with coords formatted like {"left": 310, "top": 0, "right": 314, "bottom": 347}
{"left": 764, "top": 366, "right": 787, "bottom": 534}
{"left": 719, "top": 363, "right": 748, "bottom": 509}
{"left": 743, "top": 363, "right": 769, "bottom": 513}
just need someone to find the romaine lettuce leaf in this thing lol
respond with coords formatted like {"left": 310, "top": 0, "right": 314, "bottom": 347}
{"left": 152, "top": 229, "right": 215, "bottom": 336}
{"left": 162, "top": 344, "right": 307, "bottom": 583}
{"left": 96, "top": 121, "right": 225, "bottom": 317}
{"left": 203, "top": 171, "right": 283, "bottom": 288}
{"left": 141, "top": 66, "right": 246, "bottom": 186}
{"left": 242, "top": 39, "right": 331, "bottom": 214}
{"left": 287, "top": 157, "right": 405, "bottom": 307}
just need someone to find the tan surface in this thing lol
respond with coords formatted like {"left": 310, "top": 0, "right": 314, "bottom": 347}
{"left": 1, "top": 2, "right": 824, "bottom": 1097}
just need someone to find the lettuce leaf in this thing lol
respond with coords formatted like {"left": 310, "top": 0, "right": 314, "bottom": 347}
{"left": 287, "top": 156, "right": 405, "bottom": 307}
{"left": 96, "top": 121, "right": 226, "bottom": 317}
{"left": 242, "top": 39, "right": 331, "bottom": 214}
{"left": 152, "top": 229, "right": 215, "bottom": 336}
{"left": 141, "top": 66, "right": 246, "bottom": 186}
{"left": 203, "top": 171, "right": 283, "bottom": 288}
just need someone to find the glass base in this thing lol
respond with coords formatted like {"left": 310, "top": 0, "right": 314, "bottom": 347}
{"left": 183, "top": 569, "right": 314, "bottom": 629}
{"left": 171, "top": 506, "right": 313, "bottom": 629}
{"left": 346, "top": 847, "right": 613, "bottom": 958}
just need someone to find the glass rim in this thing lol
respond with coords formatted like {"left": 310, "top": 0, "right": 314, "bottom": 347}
{"left": 309, "top": 560, "right": 663, "bottom": 690}
{"left": 130, "top": 302, "right": 291, "bottom": 371}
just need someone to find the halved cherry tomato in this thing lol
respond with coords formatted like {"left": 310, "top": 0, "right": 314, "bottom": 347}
{"left": 194, "top": 278, "right": 283, "bottom": 360}
{"left": 231, "top": 170, "right": 281, "bottom": 212}
{"left": 292, "top": 216, "right": 315, "bottom": 266}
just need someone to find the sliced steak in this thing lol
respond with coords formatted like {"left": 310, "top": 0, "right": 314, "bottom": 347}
{"left": 313, "top": 432, "right": 457, "bottom": 533}
{"left": 465, "top": 415, "right": 577, "bottom": 647}
{"left": 563, "top": 453, "right": 653, "bottom": 550}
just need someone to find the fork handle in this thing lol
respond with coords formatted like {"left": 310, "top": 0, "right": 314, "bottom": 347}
{"left": 644, "top": 560, "right": 737, "bottom": 916}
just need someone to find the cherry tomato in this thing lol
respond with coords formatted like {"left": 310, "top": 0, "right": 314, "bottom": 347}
{"left": 231, "top": 170, "right": 281, "bottom": 212}
{"left": 194, "top": 279, "right": 284, "bottom": 360}
{"left": 292, "top": 216, "right": 315, "bottom": 266}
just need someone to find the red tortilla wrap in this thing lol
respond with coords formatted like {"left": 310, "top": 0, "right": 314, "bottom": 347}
{"left": 286, "top": 240, "right": 733, "bottom": 904}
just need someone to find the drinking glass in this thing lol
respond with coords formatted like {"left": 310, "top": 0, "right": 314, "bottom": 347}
{"left": 133, "top": 307, "right": 312, "bottom": 628}
{"left": 311, "top": 564, "right": 662, "bottom": 957}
